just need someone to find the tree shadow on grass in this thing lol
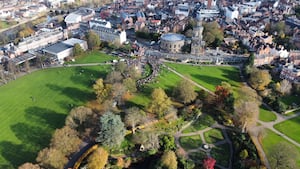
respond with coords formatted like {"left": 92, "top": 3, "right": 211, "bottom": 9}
{"left": 0, "top": 141, "right": 36, "bottom": 168}
{"left": 190, "top": 74, "right": 226, "bottom": 89}
{"left": 10, "top": 123, "right": 51, "bottom": 156}
{"left": 25, "top": 106, "right": 67, "bottom": 129}
{"left": 46, "top": 84, "right": 94, "bottom": 103}
{"left": 70, "top": 66, "right": 109, "bottom": 87}
{"left": 220, "top": 68, "right": 242, "bottom": 85}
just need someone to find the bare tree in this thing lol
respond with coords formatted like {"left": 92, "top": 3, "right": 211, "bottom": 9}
{"left": 124, "top": 107, "right": 146, "bottom": 134}
{"left": 0, "top": 64, "right": 7, "bottom": 84}
{"left": 24, "top": 60, "right": 30, "bottom": 73}
{"left": 18, "top": 163, "right": 41, "bottom": 169}
{"left": 105, "top": 71, "right": 123, "bottom": 84}
{"left": 234, "top": 101, "right": 259, "bottom": 132}
{"left": 65, "top": 106, "right": 94, "bottom": 130}
{"left": 279, "top": 79, "right": 292, "bottom": 95}
{"left": 7, "top": 60, "right": 16, "bottom": 80}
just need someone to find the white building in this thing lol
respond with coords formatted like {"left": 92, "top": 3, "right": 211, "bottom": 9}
{"left": 91, "top": 26, "right": 127, "bottom": 44}
{"left": 43, "top": 38, "right": 87, "bottom": 64}
{"left": 65, "top": 8, "right": 95, "bottom": 30}
{"left": 16, "top": 28, "right": 66, "bottom": 55}
{"left": 44, "top": 0, "right": 75, "bottom": 8}
{"left": 89, "top": 19, "right": 112, "bottom": 29}
{"left": 196, "top": 9, "right": 220, "bottom": 19}
{"left": 225, "top": 6, "right": 239, "bottom": 20}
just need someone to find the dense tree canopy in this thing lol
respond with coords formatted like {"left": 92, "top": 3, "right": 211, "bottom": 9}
{"left": 124, "top": 107, "right": 145, "bottom": 134}
{"left": 87, "top": 30, "right": 100, "bottom": 49}
{"left": 249, "top": 69, "right": 271, "bottom": 91}
{"left": 96, "top": 112, "right": 126, "bottom": 148}
{"left": 87, "top": 147, "right": 109, "bottom": 169}
{"left": 203, "top": 21, "right": 224, "bottom": 47}
{"left": 73, "top": 43, "right": 84, "bottom": 56}
{"left": 148, "top": 88, "right": 172, "bottom": 118}
{"left": 173, "top": 79, "right": 197, "bottom": 104}
{"left": 269, "top": 142, "right": 299, "bottom": 169}
{"left": 36, "top": 147, "right": 67, "bottom": 169}
{"left": 202, "top": 157, "right": 216, "bottom": 169}
{"left": 50, "top": 126, "right": 81, "bottom": 155}
{"left": 65, "top": 106, "right": 93, "bottom": 130}
{"left": 93, "top": 78, "right": 112, "bottom": 103}
{"left": 18, "top": 163, "right": 41, "bottom": 169}
{"left": 160, "top": 151, "right": 178, "bottom": 169}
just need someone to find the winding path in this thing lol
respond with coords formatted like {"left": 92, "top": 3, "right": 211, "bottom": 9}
{"left": 174, "top": 112, "right": 233, "bottom": 169}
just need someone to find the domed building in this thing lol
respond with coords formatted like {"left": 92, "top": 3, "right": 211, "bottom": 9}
{"left": 160, "top": 33, "right": 185, "bottom": 53}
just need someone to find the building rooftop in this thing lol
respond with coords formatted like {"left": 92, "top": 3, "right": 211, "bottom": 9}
{"left": 161, "top": 33, "right": 185, "bottom": 42}
{"left": 43, "top": 42, "right": 72, "bottom": 54}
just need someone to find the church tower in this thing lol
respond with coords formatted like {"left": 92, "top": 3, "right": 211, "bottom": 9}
{"left": 191, "top": 20, "right": 205, "bottom": 56}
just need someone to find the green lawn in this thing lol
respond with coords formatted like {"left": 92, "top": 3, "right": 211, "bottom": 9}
{"left": 280, "top": 95, "right": 300, "bottom": 106}
{"left": 259, "top": 105, "right": 277, "bottom": 122}
{"left": 182, "top": 114, "right": 215, "bottom": 134}
{"left": 0, "top": 65, "right": 110, "bottom": 168}
{"left": 274, "top": 116, "right": 300, "bottom": 143}
{"left": 211, "top": 143, "right": 230, "bottom": 167}
{"left": 71, "top": 50, "right": 117, "bottom": 64}
{"left": 189, "top": 151, "right": 207, "bottom": 163}
{"left": 0, "top": 21, "right": 17, "bottom": 29}
{"left": 179, "top": 135, "right": 202, "bottom": 150}
{"left": 165, "top": 63, "right": 241, "bottom": 92}
{"left": 262, "top": 129, "right": 300, "bottom": 167}
{"left": 128, "top": 67, "right": 182, "bottom": 108}
{"left": 204, "top": 128, "right": 224, "bottom": 144}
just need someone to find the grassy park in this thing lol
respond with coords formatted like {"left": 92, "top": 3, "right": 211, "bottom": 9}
{"left": 262, "top": 129, "right": 300, "bottom": 167}
{"left": 211, "top": 144, "right": 230, "bottom": 167}
{"left": 0, "top": 65, "right": 110, "bottom": 168}
{"left": 204, "top": 128, "right": 224, "bottom": 144}
{"left": 179, "top": 135, "right": 202, "bottom": 150}
{"left": 128, "top": 67, "right": 182, "bottom": 108}
{"left": 274, "top": 116, "right": 300, "bottom": 143}
{"left": 71, "top": 50, "right": 117, "bottom": 64}
{"left": 182, "top": 114, "right": 215, "bottom": 134}
{"left": 165, "top": 63, "right": 241, "bottom": 92}
{"left": 259, "top": 106, "right": 277, "bottom": 122}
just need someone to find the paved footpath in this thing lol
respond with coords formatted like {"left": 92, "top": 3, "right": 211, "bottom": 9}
{"left": 174, "top": 120, "right": 233, "bottom": 169}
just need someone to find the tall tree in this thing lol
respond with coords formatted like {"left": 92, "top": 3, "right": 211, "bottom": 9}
{"left": 65, "top": 106, "right": 94, "bottom": 130}
{"left": 203, "top": 21, "right": 224, "bottom": 47}
{"left": 0, "top": 64, "right": 7, "bottom": 84}
{"left": 269, "top": 142, "right": 299, "bottom": 169}
{"left": 234, "top": 101, "right": 259, "bottom": 132}
{"left": 173, "top": 79, "right": 198, "bottom": 104}
{"left": 93, "top": 78, "right": 112, "bottom": 103}
{"left": 50, "top": 126, "right": 81, "bottom": 155}
{"left": 18, "top": 163, "right": 41, "bottom": 169}
{"left": 160, "top": 151, "right": 178, "bottom": 169}
{"left": 87, "top": 147, "right": 109, "bottom": 169}
{"left": 7, "top": 60, "right": 16, "bottom": 79}
{"left": 111, "top": 82, "right": 127, "bottom": 105}
{"left": 115, "top": 61, "right": 127, "bottom": 73}
{"left": 73, "top": 43, "right": 84, "bottom": 56}
{"left": 249, "top": 69, "right": 271, "bottom": 91}
{"left": 148, "top": 88, "right": 172, "bottom": 118}
{"left": 202, "top": 157, "right": 216, "bottom": 169}
{"left": 36, "top": 147, "right": 67, "bottom": 169}
{"left": 87, "top": 30, "right": 100, "bottom": 49}
{"left": 96, "top": 112, "right": 126, "bottom": 148}
{"left": 124, "top": 107, "right": 145, "bottom": 134}
{"left": 278, "top": 79, "right": 292, "bottom": 96}
{"left": 132, "top": 131, "right": 160, "bottom": 150}
{"left": 123, "top": 77, "right": 137, "bottom": 93}
{"left": 105, "top": 71, "right": 123, "bottom": 84}
{"left": 24, "top": 60, "right": 30, "bottom": 73}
